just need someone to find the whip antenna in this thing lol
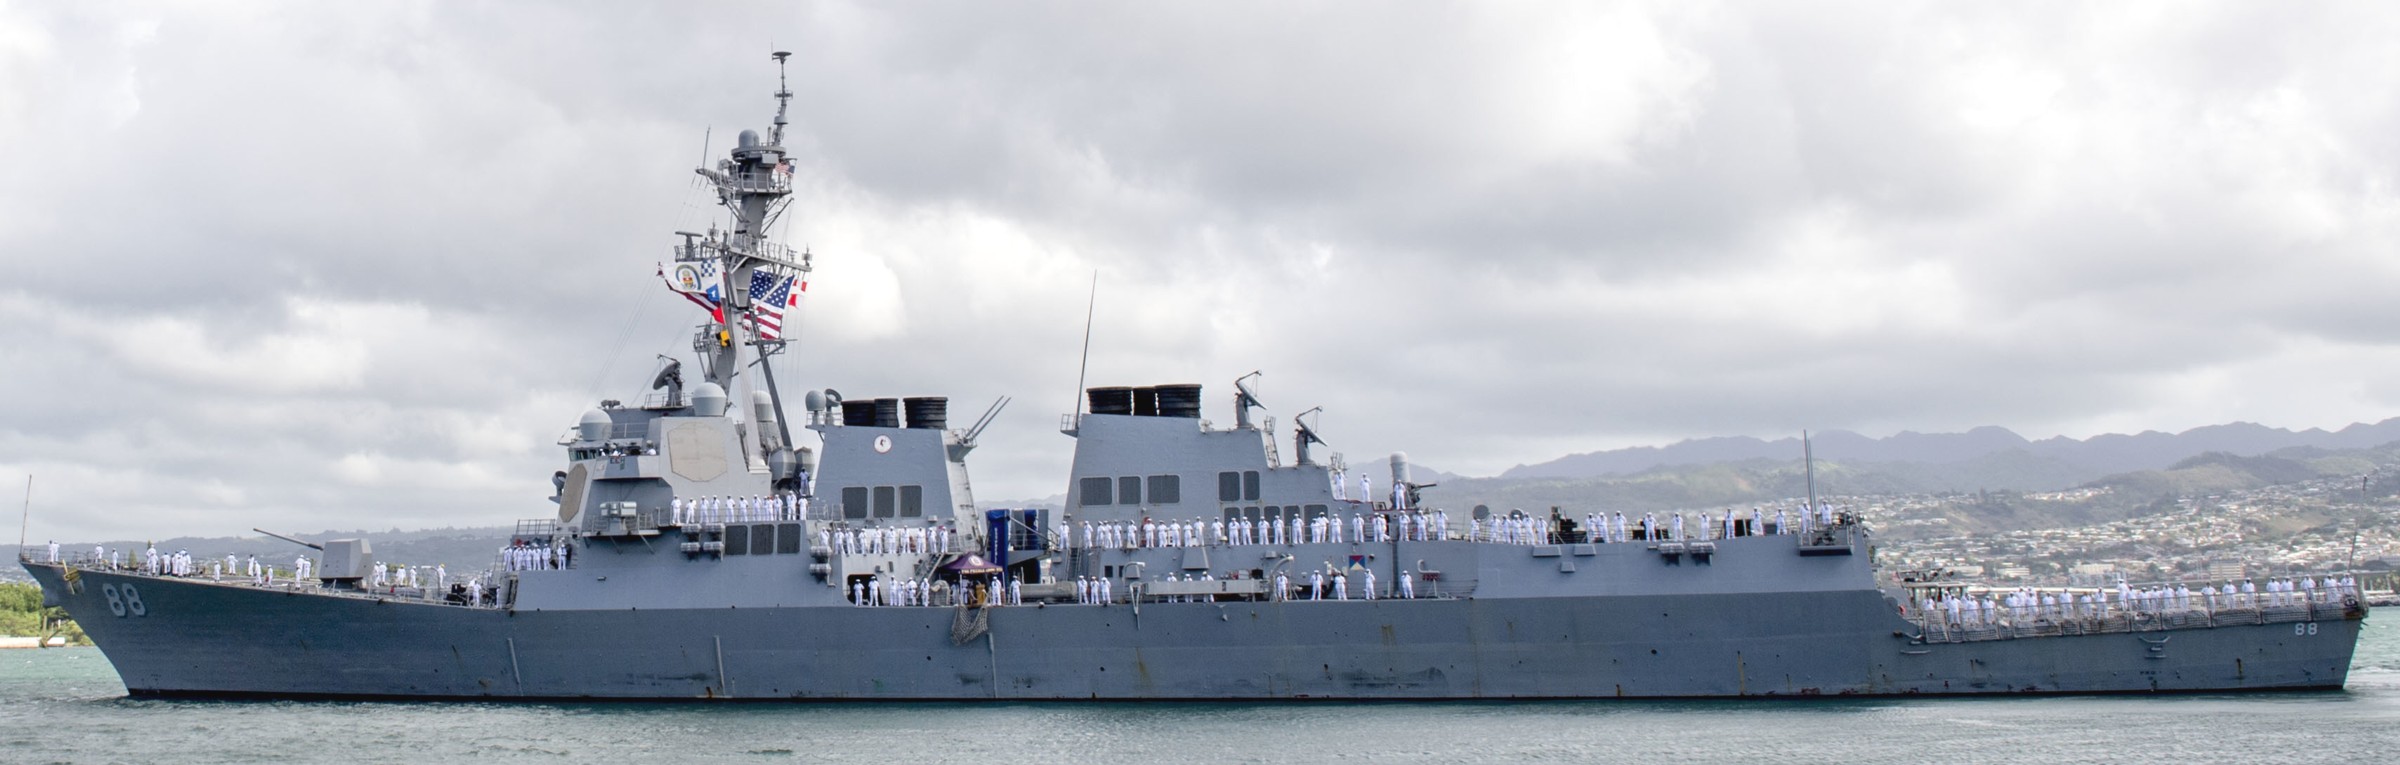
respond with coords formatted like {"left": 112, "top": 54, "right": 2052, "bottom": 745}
{"left": 1071, "top": 271, "right": 1098, "bottom": 417}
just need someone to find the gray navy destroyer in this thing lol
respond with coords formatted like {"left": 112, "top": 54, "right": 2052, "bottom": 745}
{"left": 20, "top": 56, "right": 2368, "bottom": 700}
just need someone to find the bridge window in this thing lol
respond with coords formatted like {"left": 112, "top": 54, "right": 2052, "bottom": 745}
{"left": 900, "top": 485, "right": 924, "bottom": 517}
{"left": 843, "top": 487, "right": 869, "bottom": 519}
{"left": 1147, "top": 475, "right": 1180, "bottom": 504}
{"left": 873, "top": 486, "right": 896, "bottom": 518}
{"left": 1243, "top": 471, "right": 1260, "bottom": 501}
{"left": 1080, "top": 477, "right": 1112, "bottom": 506}
{"left": 1118, "top": 476, "right": 1142, "bottom": 505}
{"left": 1219, "top": 471, "right": 1241, "bottom": 502}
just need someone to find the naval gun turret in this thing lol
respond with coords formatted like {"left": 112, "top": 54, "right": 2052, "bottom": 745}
{"left": 254, "top": 528, "right": 374, "bottom": 589}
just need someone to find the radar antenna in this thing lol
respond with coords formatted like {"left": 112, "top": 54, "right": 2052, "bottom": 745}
{"left": 1233, "top": 371, "right": 1265, "bottom": 430}
{"left": 650, "top": 357, "right": 684, "bottom": 405}
{"left": 1292, "top": 407, "right": 1325, "bottom": 466}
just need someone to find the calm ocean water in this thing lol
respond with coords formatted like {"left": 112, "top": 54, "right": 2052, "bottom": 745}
{"left": 3, "top": 623, "right": 2397, "bottom": 764}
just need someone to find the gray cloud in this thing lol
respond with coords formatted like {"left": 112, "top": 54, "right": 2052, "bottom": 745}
{"left": 6, "top": 1, "right": 2400, "bottom": 542}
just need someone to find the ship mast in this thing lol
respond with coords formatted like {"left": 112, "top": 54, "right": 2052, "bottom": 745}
{"left": 678, "top": 51, "right": 814, "bottom": 436}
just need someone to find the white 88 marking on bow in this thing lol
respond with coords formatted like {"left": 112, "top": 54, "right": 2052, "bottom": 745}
{"left": 2294, "top": 622, "right": 2318, "bottom": 636}
{"left": 99, "top": 583, "right": 149, "bottom": 617}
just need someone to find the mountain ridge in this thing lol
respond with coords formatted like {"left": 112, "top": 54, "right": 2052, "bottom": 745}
{"left": 1502, "top": 418, "right": 2400, "bottom": 480}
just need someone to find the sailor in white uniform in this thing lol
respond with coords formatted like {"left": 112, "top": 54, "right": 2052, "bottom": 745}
{"left": 47, "top": 540, "right": 58, "bottom": 563}
{"left": 1333, "top": 572, "right": 1349, "bottom": 600}
{"left": 1275, "top": 572, "right": 1290, "bottom": 601}
{"left": 1399, "top": 571, "right": 1414, "bottom": 599}
{"left": 1362, "top": 569, "right": 1377, "bottom": 600}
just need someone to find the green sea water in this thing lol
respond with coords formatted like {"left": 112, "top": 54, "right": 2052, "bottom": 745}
{"left": 3, "top": 622, "right": 2396, "bottom": 764}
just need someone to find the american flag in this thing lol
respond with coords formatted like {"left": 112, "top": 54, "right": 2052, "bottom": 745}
{"left": 745, "top": 270, "right": 800, "bottom": 340}
{"left": 658, "top": 260, "right": 723, "bottom": 322}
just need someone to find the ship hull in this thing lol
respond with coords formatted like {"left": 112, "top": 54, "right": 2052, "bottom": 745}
{"left": 26, "top": 563, "right": 2361, "bottom": 700}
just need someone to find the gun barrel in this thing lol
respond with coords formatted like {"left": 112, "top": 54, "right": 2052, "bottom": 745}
{"left": 252, "top": 528, "right": 324, "bottom": 551}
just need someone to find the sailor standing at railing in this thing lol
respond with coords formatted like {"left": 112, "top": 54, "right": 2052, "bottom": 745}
{"left": 46, "top": 540, "right": 58, "bottom": 563}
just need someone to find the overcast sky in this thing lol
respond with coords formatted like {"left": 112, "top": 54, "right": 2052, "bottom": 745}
{"left": 6, "top": 1, "right": 2400, "bottom": 542}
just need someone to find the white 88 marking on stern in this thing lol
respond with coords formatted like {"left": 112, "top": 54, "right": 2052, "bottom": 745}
{"left": 98, "top": 583, "right": 149, "bottom": 618}
{"left": 2294, "top": 622, "right": 2318, "bottom": 636}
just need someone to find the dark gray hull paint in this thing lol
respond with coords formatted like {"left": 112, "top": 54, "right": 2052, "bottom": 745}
{"left": 27, "top": 563, "right": 2360, "bottom": 700}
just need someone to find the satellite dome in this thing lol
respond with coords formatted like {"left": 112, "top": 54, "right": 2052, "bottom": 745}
{"left": 692, "top": 382, "right": 729, "bottom": 417}
{"left": 577, "top": 409, "right": 610, "bottom": 442}
{"left": 803, "top": 389, "right": 826, "bottom": 413}
{"left": 737, "top": 129, "right": 760, "bottom": 148}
